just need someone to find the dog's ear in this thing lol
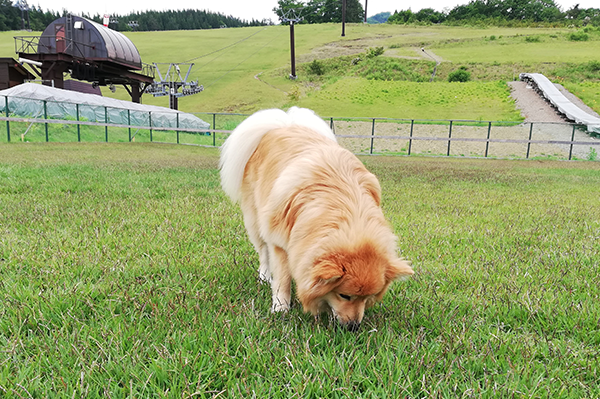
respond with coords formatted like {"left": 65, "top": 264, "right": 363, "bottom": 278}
{"left": 386, "top": 259, "right": 414, "bottom": 281}
{"left": 298, "top": 256, "right": 345, "bottom": 313}
{"left": 313, "top": 258, "right": 344, "bottom": 284}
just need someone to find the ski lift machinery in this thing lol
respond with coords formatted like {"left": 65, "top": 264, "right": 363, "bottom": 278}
{"left": 145, "top": 63, "right": 204, "bottom": 110}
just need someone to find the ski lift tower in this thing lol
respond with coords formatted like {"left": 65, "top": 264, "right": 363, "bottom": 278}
{"left": 281, "top": 8, "right": 302, "bottom": 80}
{"left": 145, "top": 63, "right": 204, "bottom": 110}
{"left": 14, "top": 0, "right": 31, "bottom": 31}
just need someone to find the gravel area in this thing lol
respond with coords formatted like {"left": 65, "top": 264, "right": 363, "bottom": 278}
{"left": 507, "top": 81, "right": 600, "bottom": 122}
{"left": 507, "top": 81, "right": 565, "bottom": 123}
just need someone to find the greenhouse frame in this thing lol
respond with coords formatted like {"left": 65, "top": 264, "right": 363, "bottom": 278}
{"left": 0, "top": 83, "right": 210, "bottom": 131}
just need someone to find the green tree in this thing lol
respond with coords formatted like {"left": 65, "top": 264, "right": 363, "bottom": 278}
{"left": 0, "top": 0, "right": 21, "bottom": 31}
{"left": 414, "top": 8, "right": 447, "bottom": 23}
{"left": 324, "top": 0, "right": 364, "bottom": 23}
{"left": 388, "top": 9, "right": 415, "bottom": 24}
{"left": 446, "top": 0, "right": 562, "bottom": 22}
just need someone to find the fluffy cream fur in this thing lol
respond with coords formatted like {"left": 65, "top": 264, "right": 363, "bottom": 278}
{"left": 220, "top": 107, "right": 413, "bottom": 330}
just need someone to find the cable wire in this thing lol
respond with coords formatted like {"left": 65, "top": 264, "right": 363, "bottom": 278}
{"left": 203, "top": 28, "right": 284, "bottom": 89}
{"left": 181, "top": 27, "right": 268, "bottom": 64}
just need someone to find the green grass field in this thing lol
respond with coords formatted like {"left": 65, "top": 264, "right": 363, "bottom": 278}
{"left": 1, "top": 143, "right": 599, "bottom": 398}
{"left": 294, "top": 79, "right": 520, "bottom": 120}
{"left": 2, "top": 24, "right": 600, "bottom": 118}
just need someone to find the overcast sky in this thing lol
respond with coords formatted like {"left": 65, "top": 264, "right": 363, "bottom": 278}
{"left": 33, "top": 0, "right": 597, "bottom": 22}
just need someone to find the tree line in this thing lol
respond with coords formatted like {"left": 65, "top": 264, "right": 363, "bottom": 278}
{"left": 273, "top": 0, "right": 364, "bottom": 24}
{"left": 89, "top": 10, "right": 270, "bottom": 32}
{"left": 0, "top": 0, "right": 270, "bottom": 32}
{"left": 387, "top": 0, "right": 600, "bottom": 26}
{"left": 3, "top": 0, "right": 599, "bottom": 33}
{"left": 0, "top": 0, "right": 59, "bottom": 31}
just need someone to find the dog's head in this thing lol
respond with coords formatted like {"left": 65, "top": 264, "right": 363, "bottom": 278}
{"left": 299, "top": 242, "right": 413, "bottom": 331}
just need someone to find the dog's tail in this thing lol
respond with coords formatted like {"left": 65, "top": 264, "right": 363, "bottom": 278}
{"left": 219, "top": 107, "right": 335, "bottom": 203}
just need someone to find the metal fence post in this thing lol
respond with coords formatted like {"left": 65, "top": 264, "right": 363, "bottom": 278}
{"left": 408, "top": 119, "right": 414, "bottom": 155}
{"left": 485, "top": 122, "right": 491, "bottom": 158}
{"left": 526, "top": 122, "right": 534, "bottom": 159}
{"left": 44, "top": 100, "right": 48, "bottom": 142}
{"left": 105, "top": 107, "right": 108, "bottom": 142}
{"left": 4, "top": 96, "right": 9, "bottom": 142}
{"left": 212, "top": 113, "right": 216, "bottom": 147}
{"left": 176, "top": 113, "right": 180, "bottom": 144}
{"left": 128, "top": 110, "right": 132, "bottom": 142}
{"left": 447, "top": 120, "right": 453, "bottom": 156}
{"left": 569, "top": 124, "right": 576, "bottom": 160}
{"left": 149, "top": 112, "right": 153, "bottom": 142}
{"left": 76, "top": 103, "right": 81, "bottom": 142}
{"left": 370, "top": 118, "right": 375, "bottom": 155}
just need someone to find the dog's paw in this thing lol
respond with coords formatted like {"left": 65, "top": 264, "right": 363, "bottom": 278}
{"left": 258, "top": 272, "right": 272, "bottom": 284}
{"left": 271, "top": 301, "right": 290, "bottom": 313}
{"left": 258, "top": 264, "right": 272, "bottom": 284}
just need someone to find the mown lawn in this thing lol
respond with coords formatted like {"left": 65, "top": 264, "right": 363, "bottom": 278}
{"left": 1, "top": 143, "right": 599, "bottom": 398}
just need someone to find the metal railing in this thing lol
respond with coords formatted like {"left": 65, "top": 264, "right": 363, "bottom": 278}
{"left": 320, "top": 116, "right": 600, "bottom": 160}
{"left": 14, "top": 35, "right": 95, "bottom": 59}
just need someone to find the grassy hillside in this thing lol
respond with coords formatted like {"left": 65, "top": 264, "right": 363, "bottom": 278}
{"left": 2, "top": 24, "right": 600, "bottom": 119}
{"left": 1, "top": 143, "right": 599, "bottom": 397}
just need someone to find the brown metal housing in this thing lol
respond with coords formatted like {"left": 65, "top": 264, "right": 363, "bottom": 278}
{"left": 15, "top": 15, "right": 154, "bottom": 103}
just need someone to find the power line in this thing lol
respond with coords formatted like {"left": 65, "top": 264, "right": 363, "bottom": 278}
{"left": 204, "top": 29, "right": 284, "bottom": 89}
{"left": 181, "top": 27, "right": 268, "bottom": 64}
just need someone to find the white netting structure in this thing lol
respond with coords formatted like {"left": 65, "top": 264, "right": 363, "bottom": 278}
{"left": 0, "top": 83, "right": 210, "bottom": 130}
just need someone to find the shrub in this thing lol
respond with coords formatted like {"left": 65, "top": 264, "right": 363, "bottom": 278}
{"left": 448, "top": 68, "right": 471, "bottom": 82}
{"left": 587, "top": 60, "right": 600, "bottom": 73}
{"left": 568, "top": 31, "right": 589, "bottom": 41}
{"left": 366, "top": 47, "right": 385, "bottom": 58}
{"left": 489, "top": 35, "right": 496, "bottom": 41}
{"left": 308, "top": 59, "right": 325, "bottom": 75}
{"left": 524, "top": 35, "right": 541, "bottom": 42}
{"left": 287, "top": 85, "right": 301, "bottom": 101}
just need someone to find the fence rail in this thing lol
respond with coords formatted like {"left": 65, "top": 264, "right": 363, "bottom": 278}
{"left": 2, "top": 112, "right": 600, "bottom": 161}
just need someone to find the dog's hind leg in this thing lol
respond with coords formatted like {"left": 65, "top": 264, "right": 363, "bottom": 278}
{"left": 269, "top": 245, "right": 291, "bottom": 313}
{"left": 241, "top": 203, "right": 271, "bottom": 283}
{"left": 257, "top": 244, "right": 271, "bottom": 283}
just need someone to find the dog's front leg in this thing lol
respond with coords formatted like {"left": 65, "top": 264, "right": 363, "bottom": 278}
{"left": 268, "top": 245, "right": 291, "bottom": 312}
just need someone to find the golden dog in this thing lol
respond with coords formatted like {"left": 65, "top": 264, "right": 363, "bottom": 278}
{"left": 220, "top": 107, "right": 413, "bottom": 330}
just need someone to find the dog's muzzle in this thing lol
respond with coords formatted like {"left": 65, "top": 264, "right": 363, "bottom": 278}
{"left": 343, "top": 321, "right": 361, "bottom": 332}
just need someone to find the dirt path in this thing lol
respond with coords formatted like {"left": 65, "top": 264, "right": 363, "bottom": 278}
{"left": 508, "top": 81, "right": 565, "bottom": 123}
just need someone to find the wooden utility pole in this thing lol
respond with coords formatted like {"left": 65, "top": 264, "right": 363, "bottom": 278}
{"left": 341, "top": 0, "right": 347, "bottom": 36}
{"left": 282, "top": 9, "right": 303, "bottom": 79}
{"left": 364, "top": 0, "right": 368, "bottom": 23}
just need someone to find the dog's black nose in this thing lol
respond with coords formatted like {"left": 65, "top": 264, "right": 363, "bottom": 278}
{"left": 344, "top": 321, "right": 360, "bottom": 332}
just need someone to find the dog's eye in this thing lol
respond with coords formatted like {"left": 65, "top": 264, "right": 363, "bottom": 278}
{"left": 339, "top": 294, "right": 352, "bottom": 301}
